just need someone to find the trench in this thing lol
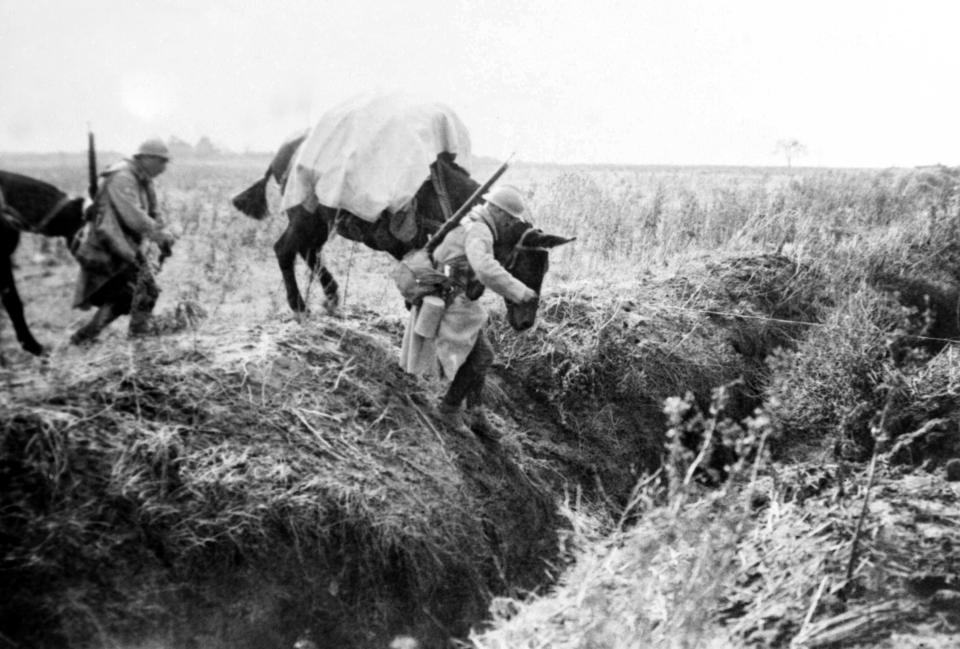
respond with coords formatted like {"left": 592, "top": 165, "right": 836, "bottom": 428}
{"left": 8, "top": 251, "right": 960, "bottom": 648}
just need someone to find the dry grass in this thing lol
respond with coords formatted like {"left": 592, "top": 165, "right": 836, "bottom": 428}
{"left": 469, "top": 164, "right": 960, "bottom": 648}
{"left": 473, "top": 431, "right": 960, "bottom": 649}
{"left": 3, "top": 154, "right": 960, "bottom": 648}
{"left": 1, "top": 318, "right": 559, "bottom": 647}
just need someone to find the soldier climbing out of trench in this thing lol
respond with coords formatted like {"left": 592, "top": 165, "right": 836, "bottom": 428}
{"left": 70, "top": 139, "right": 177, "bottom": 344}
{"left": 400, "top": 185, "right": 539, "bottom": 442}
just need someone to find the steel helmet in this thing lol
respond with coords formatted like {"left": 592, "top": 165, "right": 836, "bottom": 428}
{"left": 134, "top": 138, "right": 171, "bottom": 160}
{"left": 483, "top": 185, "right": 526, "bottom": 218}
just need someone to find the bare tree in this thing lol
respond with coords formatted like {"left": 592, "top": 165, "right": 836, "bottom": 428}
{"left": 774, "top": 139, "right": 808, "bottom": 168}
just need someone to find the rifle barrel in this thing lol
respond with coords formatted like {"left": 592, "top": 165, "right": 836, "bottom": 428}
{"left": 425, "top": 155, "right": 513, "bottom": 254}
{"left": 87, "top": 131, "right": 98, "bottom": 199}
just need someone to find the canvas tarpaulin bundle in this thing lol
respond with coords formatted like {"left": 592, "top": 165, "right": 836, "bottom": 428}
{"left": 281, "top": 93, "right": 472, "bottom": 222}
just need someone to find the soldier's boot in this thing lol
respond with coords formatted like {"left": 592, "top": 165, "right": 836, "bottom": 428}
{"left": 128, "top": 309, "right": 159, "bottom": 338}
{"left": 467, "top": 406, "right": 502, "bottom": 442}
{"left": 128, "top": 292, "right": 159, "bottom": 338}
{"left": 437, "top": 401, "right": 472, "bottom": 437}
{"left": 70, "top": 304, "right": 120, "bottom": 345}
{"left": 129, "top": 262, "right": 160, "bottom": 338}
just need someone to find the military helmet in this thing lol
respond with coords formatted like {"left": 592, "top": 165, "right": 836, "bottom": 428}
{"left": 483, "top": 185, "right": 526, "bottom": 218}
{"left": 134, "top": 138, "right": 171, "bottom": 160}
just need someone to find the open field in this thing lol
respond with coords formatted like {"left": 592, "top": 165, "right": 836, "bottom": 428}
{"left": 3, "top": 154, "right": 960, "bottom": 648}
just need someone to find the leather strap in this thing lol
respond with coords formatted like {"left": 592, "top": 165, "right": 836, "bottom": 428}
{"left": 430, "top": 164, "right": 453, "bottom": 222}
{"left": 0, "top": 184, "right": 71, "bottom": 234}
{"left": 33, "top": 194, "right": 72, "bottom": 233}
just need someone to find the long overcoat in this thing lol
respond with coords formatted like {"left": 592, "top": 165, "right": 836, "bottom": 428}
{"left": 73, "top": 159, "right": 164, "bottom": 309}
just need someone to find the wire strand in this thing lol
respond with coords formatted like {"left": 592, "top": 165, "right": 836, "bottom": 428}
{"left": 652, "top": 304, "right": 960, "bottom": 346}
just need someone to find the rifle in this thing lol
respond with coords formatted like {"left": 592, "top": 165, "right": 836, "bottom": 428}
{"left": 87, "top": 129, "right": 98, "bottom": 202}
{"left": 424, "top": 153, "right": 514, "bottom": 256}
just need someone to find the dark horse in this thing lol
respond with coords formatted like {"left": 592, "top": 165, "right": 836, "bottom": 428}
{"left": 0, "top": 171, "right": 86, "bottom": 356}
{"left": 233, "top": 139, "right": 513, "bottom": 315}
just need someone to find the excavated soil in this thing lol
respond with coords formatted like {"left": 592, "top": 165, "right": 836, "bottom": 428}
{"left": 4, "top": 246, "right": 960, "bottom": 648}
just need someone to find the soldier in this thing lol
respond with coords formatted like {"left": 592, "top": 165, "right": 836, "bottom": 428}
{"left": 70, "top": 138, "right": 176, "bottom": 344}
{"left": 401, "top": 184, "right": 538, "bottom": 441}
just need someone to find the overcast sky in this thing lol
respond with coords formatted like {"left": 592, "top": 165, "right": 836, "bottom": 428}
{"left": 2, "top": 0, "right": 959, "bottom": 167}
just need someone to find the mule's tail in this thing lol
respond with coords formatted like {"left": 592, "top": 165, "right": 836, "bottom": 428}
{"left": 231, "top": 170, "right": 271, "bottom": 220}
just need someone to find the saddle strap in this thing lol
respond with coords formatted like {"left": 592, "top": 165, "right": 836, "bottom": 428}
{"left": 0, "top": 186, "right": 23, "bottom": 225}
{"left": 430, "top": 164, "right": 453, "bottom": 222}
{"left": 34, "top": 195, "right": 72, "bottom": 233}
{"left": 0, "top": 184, "right": 59, "bottom": 233}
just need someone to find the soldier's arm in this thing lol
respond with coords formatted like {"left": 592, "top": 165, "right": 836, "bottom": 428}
{"left": 464, "top": 223, "right": 536, "bottom": 303}
{"left": 106, "top": 173, "right": 169, "bottom": 244}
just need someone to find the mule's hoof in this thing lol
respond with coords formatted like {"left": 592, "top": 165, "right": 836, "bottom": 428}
{"left": 323, "top": 293, "right": 340, "bottom": 316}
{"left": 22, "top": 340, "right": 45, "bottom": 356}
{"left": 69, "top": 332, "right": 97, "bottom": 347}
{"left": 292, "top": 309, "right": 311, "bottom": 324}
{"left": 129, "top": 319, "right": 160, "bottom": 338}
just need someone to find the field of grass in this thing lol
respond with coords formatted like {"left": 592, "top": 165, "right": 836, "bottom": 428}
{"left": 2, "top": 152, "right": 960, "bottom": 648}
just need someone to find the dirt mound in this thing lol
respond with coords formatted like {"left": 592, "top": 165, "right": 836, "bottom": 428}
{"left": 489, "top": 287, "right": 736, "bottom": 504}
{"left": 0, "top": 251, "right": 849, "bottom": 647}
{"left": 472, "top": 459, "right": 960, "bottom": 649}
{"left": 683, "top": 253, "right": 829, "bottom": 361}
{"left": 759, "top": 227, "right": 960, "bottom": 465}
{"left": 869, "top": 273, "right": 960, "bottom": 362}
{"left": 838, "top": 347, "right": 960, "bottom": 467}
{"left": 0, "top": 317, "right": 559, "bottom": 649}
{"left": 488, "top": 253, "right": 833, "bottom": 501}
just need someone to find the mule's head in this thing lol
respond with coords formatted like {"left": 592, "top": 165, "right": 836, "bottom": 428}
{"left": 496, "top": 220, "right": 575, "bottom": 331}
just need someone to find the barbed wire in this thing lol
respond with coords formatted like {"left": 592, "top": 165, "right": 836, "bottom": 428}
{"left": 651, "top": 303, "right": 960, "bottom": 346}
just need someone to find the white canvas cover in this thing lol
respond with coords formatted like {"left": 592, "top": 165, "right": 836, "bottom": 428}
{"left": 280, "top": 93, "right": 471, "bottom": 221}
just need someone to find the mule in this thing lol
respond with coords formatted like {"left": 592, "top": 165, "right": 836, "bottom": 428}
{"left": 233, "top": 143, "right": 573, "bottom": 434}
{"left": 489, "top": 216, "right": 575, "bottom": 331}
{"left": 0, "top": 170, "right": 85, "bottom": 355}
{"left": 234, "top": 147, "right": 482, "bottom": 314}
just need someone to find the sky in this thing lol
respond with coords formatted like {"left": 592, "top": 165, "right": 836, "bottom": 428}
{"left": 2, "top": 0, "right": 960, "bottom": 167}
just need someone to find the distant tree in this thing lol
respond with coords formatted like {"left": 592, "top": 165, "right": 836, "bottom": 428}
{"left": 194, "top": 136, "right": 219, "bottom": 157}
{"left": 774, "top": 139, "right": 808, "bottom": 168}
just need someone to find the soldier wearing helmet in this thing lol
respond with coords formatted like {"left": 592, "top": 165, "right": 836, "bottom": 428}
{"left": 133, "top": 138, "right": 171, "bottom": 178}
{"left": 70, "top": 138, "right": 177, "bottom": 344}
{"left": 400, "top": 184, "right": 537, "bottom": 441}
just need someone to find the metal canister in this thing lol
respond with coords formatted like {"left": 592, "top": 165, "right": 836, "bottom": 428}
{"left": 414, "top": 295, "right": 445, "bottom": 338}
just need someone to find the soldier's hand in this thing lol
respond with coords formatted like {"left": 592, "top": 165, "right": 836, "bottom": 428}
{"left": 155, "top": 230, "right": 176, "bottom": 252}
{"left": 518, "top": 287, "right": 538, "bottom": 304}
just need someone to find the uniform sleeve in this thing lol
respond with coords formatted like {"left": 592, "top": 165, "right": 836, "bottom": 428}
{"left": 105, "top": 172, "right": 162, "bottom": 239}
{"left": 464, "top": 221, "right": 533, "bottom": 303}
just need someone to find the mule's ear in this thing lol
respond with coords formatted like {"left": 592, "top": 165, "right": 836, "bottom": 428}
{"left": 525, "top": 231, "right": 576, "bottom": 249}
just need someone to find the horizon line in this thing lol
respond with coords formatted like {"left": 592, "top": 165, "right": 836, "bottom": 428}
{"left": 0, "top": 150, "right": 930, "bottom": 172}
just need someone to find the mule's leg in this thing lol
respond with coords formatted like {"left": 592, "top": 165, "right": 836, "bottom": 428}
{"left": 304, "top": 247, "right": 339, "bottom": 312}
{"left": 274, "top": 221, "right": 307, "bottom": 313}
{"left": 1, "top": 248, "right": 45, "bottom": 356}
{"left": 274, "top": 206, "right": 333, "bottom": 314}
